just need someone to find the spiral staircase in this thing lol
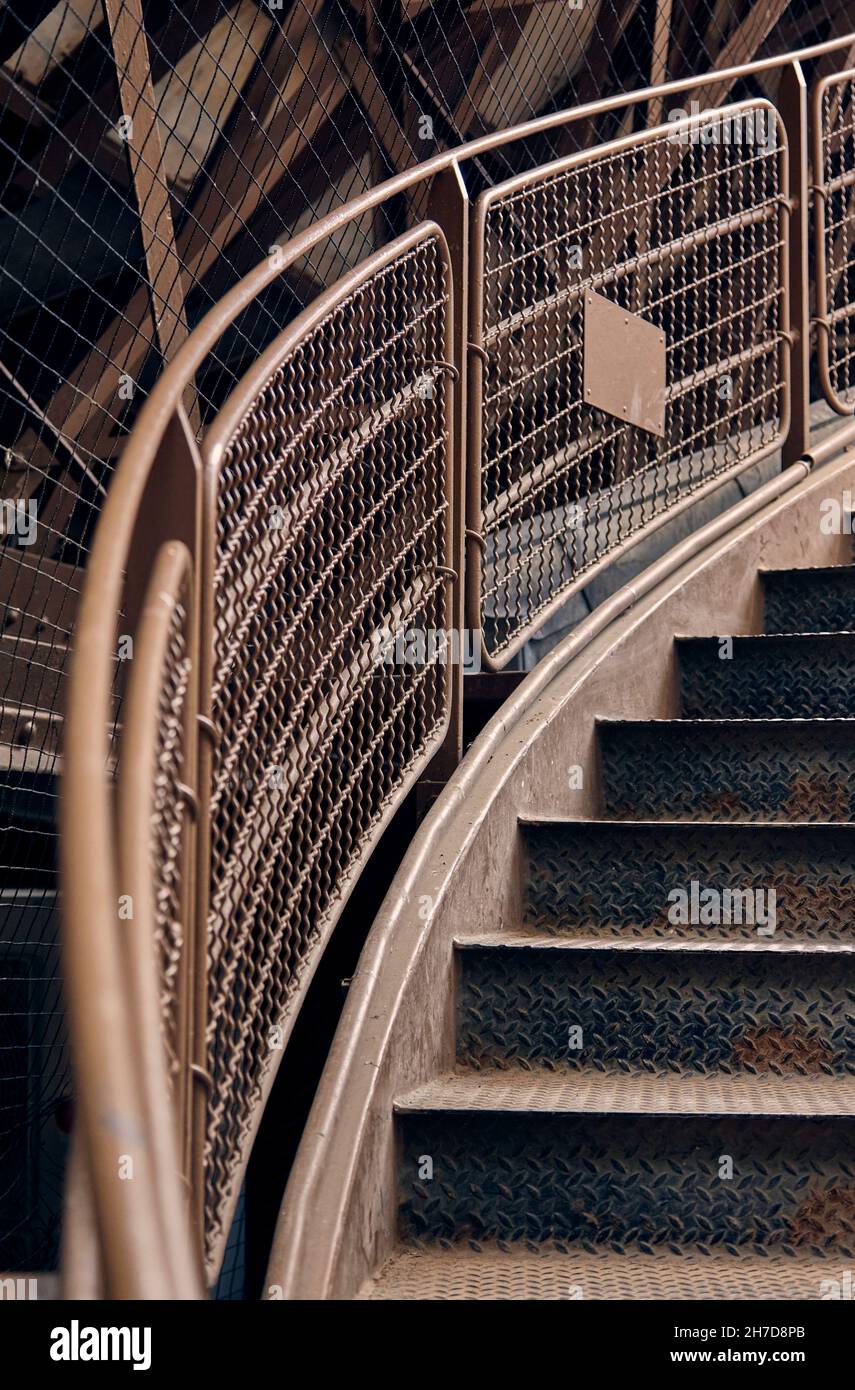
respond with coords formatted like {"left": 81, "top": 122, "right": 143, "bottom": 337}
{"left": 367, "top": 566, "right": 855, "bottom": 1298}
{"left": 270, "top": 456, "right": 855, "bottom": 1300}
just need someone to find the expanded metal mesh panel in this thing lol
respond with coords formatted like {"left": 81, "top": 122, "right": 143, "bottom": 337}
{"left": 150, "top": 572, "right": 192, "bottom": 1088}
{"left": 474, "top": 103, "right": 787, "bottom": 664}
{"left": 816, "top": 70, "right": 855, "bottom": 411}
{"left": 4, "top": 1, "right": 852, "bottom": 1290}
{"left": 202, "top": 227, "right": 453, "bottom": 1269}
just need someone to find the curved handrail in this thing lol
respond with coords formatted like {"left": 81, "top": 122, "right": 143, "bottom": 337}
{"left": 65, "top": 25, "right": 855, "bottom": 491}
{"left": 61, "top": 430, "right": 200, "bottom": 1297}
{"left": 61, "top": 30, "right": 855, "bottom": 1296}
{"left": 118, "top": 541, "right": 201, "bottom": 1296}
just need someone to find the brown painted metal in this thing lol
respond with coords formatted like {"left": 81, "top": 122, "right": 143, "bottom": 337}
{"left": 425, "top": 162, "right": 471, "bottom": 777}
{"left": 467, "top": 98, "right": 789, "bottom": 667}
{"left": 779, "top": 62, "right": 812, "bottom": 465}
{"left": 271, "top": 443, "right": 855, "bottom": 1301}
{"left": 812, "top": 65, "right": 855, "bottom": 417}
{"left": 61, "top": 31, "right": 855, "bottom": 1297}
{"left": 583, "top": 293, "right": 667, "bottom": 436}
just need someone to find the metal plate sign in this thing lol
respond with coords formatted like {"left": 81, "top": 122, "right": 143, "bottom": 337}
{"left": 583, "top": 290, "right": 666, "bottom": 436}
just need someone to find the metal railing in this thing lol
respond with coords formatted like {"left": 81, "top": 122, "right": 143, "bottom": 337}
{"left": 813, "top": 66, "right": 855, "bottom": 414}
{"left": 61, "top": 32, "right": 855, "bottom": 1296}
{"left": 469, "top": 99, "right": 789, "bottom": 664}
{"left": 62, "top": 213, "right": 457, "bottom": 1294}
{"left": 198, "top": 225, "right": 454, "bottom": 1273}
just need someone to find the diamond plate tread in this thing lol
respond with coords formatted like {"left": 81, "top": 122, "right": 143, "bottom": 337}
{"left": 398, "top": 1110, "right": 855, "bottom": 1251}
{"left": 357, "top": 1245, "right": 844, "bottom": 1300}
{"left": 456, "top": 931, "right": 855, "bottom": 954}
{"left": 456, "top": 944, "right": 855, "bottom": 1073}
{"left": 677, "top": 633, "right": 855, "bottom": 719}
{"left": 598, "top": 718, "right": 855, "bottom": 822}
{"left": 364, "top": 558, "right": 855, "bottom": 1294}
{"left": 523, "top": 819, "right": 855, "bottom": 941}
{"left": 762, "top": 565, "right": 855, "bottom": 635}
{"left": 396, "top": 1069, "right": 855, "bottom": 1113}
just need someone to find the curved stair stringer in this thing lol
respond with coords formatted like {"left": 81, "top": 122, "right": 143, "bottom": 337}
{"left": 268, "top": 445, "right": 855, "bottom": 1301}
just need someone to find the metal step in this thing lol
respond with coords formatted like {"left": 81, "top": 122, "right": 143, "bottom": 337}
{"left": 678, "top": 633, "right": 855, "bottom": 718}
{"left": 762, "top": 564, "right": 855, "bottom": 635}
{"left": 396, "top": 1105, "right": 855, "bottom": 1251}
{"left": 358, "top": 1245, "right": 847, "bottom": 1300}
{"left": 454, "top": 942, "right": 855, "bottom": 1074}
{"left": 398, "top": 1068, "right": 855, "bottom": 1114}
{"left": 598, "top": 717, "right": 855, "bottom": 822}
{"left": 522, "top": 819, "right": 854, "bottom": 941}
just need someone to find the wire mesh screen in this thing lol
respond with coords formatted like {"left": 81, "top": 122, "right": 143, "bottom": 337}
{"left": 472, "top": 103, "right": 787, "bottom": 664}
{"left": 815, "top": 67, "right": 855, "bottom": 412}
{"left": 116, "top": 539, "right": 196, "bottom": 1263}
{"left": 201, "top": 225, "right": 453, "bottom": 1276}
{"left": 129, "top": 552, "right": 194, "bottom": 1099}
{"left": 151, "top": 605, "right": 190, "bottom": 1097}
{"left": 0, "top": 0, "right": 850, "bottom": 1278}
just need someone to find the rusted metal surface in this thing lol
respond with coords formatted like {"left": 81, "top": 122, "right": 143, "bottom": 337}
{"left": 522, "top": 820, "right": 854, "bottom": 940}
{"left": 397, "top": 1110, "right": 855, "bottom": 1249}
{"left": 117, "top": 538, "right": 201, "bottom": 1294}
{"left": 599, "top": 717, "right": 855, "bottom": 822}
{"left": 679, "top": 631, "right": 855, "bottom": 717}
{"left": 119, "top": 543, "right": 196, "bottom": 1142}
{"left": 469, "top": 100, "right": 789, "bottom": 666}
{"left": 762, "top": 560, "right": 855, "bottom": 631}
{"left": 455, "top": 945, "right": 852, "bottom": 1073}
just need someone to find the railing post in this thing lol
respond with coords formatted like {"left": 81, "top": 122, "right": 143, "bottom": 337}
{"left": 778, "top": 60, "right": 812, "bottom": 468}
{"left": 422, "top": 160, "right": 470, "bottom": 801}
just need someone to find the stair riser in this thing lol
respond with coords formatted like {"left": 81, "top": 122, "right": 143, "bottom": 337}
{"left": 399, "top": 1113, "right": 855, "bottom": 1252}
{"left": 523, "top": 823, "right": 854, "bottom": 941}
{"left": 679, "top": 636, "right": 855, "bottom": 718}
{"left": 599, "top": 723, "right": 855, "bottom": 822}
{"left": 458, "top": 947, "right": 855, "bottom": 1073}
{"left": 763, "top": 571, "right": 855, "bottom": 635}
